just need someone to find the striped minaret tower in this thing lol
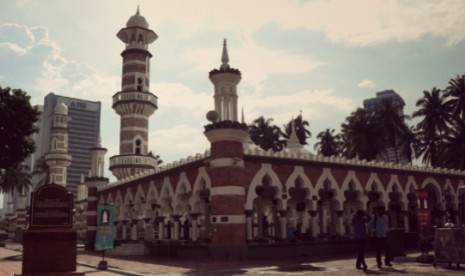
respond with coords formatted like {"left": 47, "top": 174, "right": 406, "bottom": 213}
{"left": 84, "top": 135, "right": 109, "bottom": 250}
{"left": 110, "top": 7, "right": 158, "bottom": 180}
{"left": 204, "top": 40, "right": 249, "bottom": 247}
{"left": 45, "top": 101, "right": 72, "bottom": 186}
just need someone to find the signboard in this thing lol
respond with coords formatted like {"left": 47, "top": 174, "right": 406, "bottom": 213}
{"left": 95, "top": 204, "right": 115, "bottom": 251}
{"left": 30, "top": 184, "right": 73, "bottom": 228}
{"left": 415, "top": 189, "right": 433, "bottom": 239}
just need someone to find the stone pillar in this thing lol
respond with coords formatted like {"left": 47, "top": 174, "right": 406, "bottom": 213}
{"left": 191, "top": 214, "right": 199, "bottom": 241}
{"left": 309, "top": 210, "right": 319, "bottom": 238}
{"left": 336, "top": 210, "right": 344, "bottom": 237}
{"left": 122, "top": 221, "right": 128, "bottom": 240}
{"left": 245, "top": 210, "right": 253, "bottom": 241}
{"left": 173, "top": 215, "right": 181, "bottom": 241}
{"left": 321, "top": 208, "right": 327, "bottom": 235}
{"left": 130, "top": 221, "right": 138, "bottom": 240}
{"left": 402, "top": 211, "right": 410, "bottom": 233}
{"left": 157, "top": 217, "right": 165, "bottom": 240}
{"left": 279, "top": 211, "right": 287, "bottom": 240}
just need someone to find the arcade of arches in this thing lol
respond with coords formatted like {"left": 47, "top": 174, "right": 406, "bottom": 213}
{"left": 76, "top": 160, "right": 465, "bottom": 244}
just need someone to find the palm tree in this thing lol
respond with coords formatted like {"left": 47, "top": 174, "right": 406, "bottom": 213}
{"left": 314, "top": 129, "right": 342, "bottom": 157}
{"left": 32, "top": 155, "right": 49, "bottom": 186}
{"left": 340, "top": 108, "right": 386, "bottom": 161}
{"left": 444, "top": 74, "right": 465, "bottom": 120}
{"left": 248, "top": 116, "right": 286, "bottom": 151}
{"left": 283, "top": 114, "right": 311, "bottom": 145}
{"left": 412, "top": 87, "right": 451, "bottom": 166}
{"left": 437, "top": 120, "right": 465, "bottom": 170}
{"left": 0, "top": 162, "right": 32, "bottom": 195}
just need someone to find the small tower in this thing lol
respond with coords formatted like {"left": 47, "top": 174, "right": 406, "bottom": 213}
{"left": 204, "top": 40, "right": 248, "bottom": 249}
{"left": 45, "top": 101, "right": 72, "bottom": 186}
{"left": 209, "top": 39, "right": 242, "bottom": 122}
{"left": 84, "top": 135, "right": 109, "bottom": 250}
{"left": 110, "top": 7, "right": 158, "bottom": 180}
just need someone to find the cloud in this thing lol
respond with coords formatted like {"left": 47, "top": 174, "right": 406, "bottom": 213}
{"left": 150, "top": 124, "right": 209, "bottom": 163}
{"left": 242, "top": 89, "right": 355, "bottom": 125}
{"left": 0, "top": 23, "right": 119, "bottom": 105}
{"left": 357, "top": 79, "right": 376, "bottom": 89}
{"left": 299, "top": 0, "right": 465, "bottom": 47}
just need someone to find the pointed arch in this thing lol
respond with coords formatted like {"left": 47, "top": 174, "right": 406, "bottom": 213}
{"left": 245, "top": 163, "right": 284, "bottom": 210}
{"left": 315, "top": 168, "right": 342, "bottom": 208}
{"left": 340, "top": 170, "right": 367, "bottom": 207}
{"left": 366, "top": 173, "right": 389, "bottom": 205}
{"left": 190, "top": 167, "right": 212, "bottom": 209}
{"left": 284, "top": 166, "right": 314, "bottom": 209}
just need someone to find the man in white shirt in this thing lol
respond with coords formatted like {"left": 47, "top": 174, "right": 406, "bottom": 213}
{"left": 370, "top": 205, "right": 392, "bottom": 268}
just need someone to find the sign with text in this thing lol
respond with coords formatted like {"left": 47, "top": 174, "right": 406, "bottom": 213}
{"left": 415, "top": 189, "right": 433, "bottom": 239}
{"left": 95, "top": 204, "right": 115, "bottom": 251}
{"left": 30, "top": 184, "right": 73, "bottom": 228}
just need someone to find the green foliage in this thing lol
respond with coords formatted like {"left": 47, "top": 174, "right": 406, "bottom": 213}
{"left": 248, "top": 116, "right": 286, "bottom": 151}
{"left": 0, "top": 87, "right": 40, "bottom": 171}
{"left": 314, "top": 128, "right": 342, "bottom": 157}
{"left": 413, "top": 75, "right": 465, "bottom": 170}
{"left": 0, "top": 162, "right": 32, "bottom": 194}
{"left": 283, "top": 114, "right": 311, "bottom": 145}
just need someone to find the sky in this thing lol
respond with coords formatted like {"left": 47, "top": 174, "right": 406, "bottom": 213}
{"left": 1, "top": 0, "right": 465, "bottom": 199}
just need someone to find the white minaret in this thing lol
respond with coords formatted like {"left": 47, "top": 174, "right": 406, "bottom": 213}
{"left": 45, "top": 101, "right": 72, "bottom": 186}
{"left": 89, "top": 134, "right": 107, "bottom": 178}
{"left": 209, "top": 39, "right": 241, "bottom": 122}
{"left": 110, "top": 7, "right": 158, "bottom": 180}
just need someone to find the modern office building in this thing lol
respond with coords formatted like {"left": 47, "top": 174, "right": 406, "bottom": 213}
{"left": 39, "top": 93, "right": 101, "bottom": 199}
{"left": 363, "top": 89, "right": 407, "bottom": 163}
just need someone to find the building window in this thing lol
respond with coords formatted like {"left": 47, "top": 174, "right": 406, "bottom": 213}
{"left": 137, "top": 78, "right": 143, "bottom": 92}
{"left": 135, "top": 139, "right": 141, "bottom": 155}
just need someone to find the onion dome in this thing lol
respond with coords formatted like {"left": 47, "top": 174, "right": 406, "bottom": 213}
{"left": 54, "top": 101, "right": 68, "bottom": 115}
{"left": 126, "top": 6, "right": 149, "bottom": 29}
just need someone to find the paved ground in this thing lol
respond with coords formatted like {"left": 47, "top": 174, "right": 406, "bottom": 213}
{"left": 1, "top": 242, "right": 465, "bottom": 275}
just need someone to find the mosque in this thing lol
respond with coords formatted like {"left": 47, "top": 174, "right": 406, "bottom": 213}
{"left": 6, "top": 8, "right": 465, "bottom": 260}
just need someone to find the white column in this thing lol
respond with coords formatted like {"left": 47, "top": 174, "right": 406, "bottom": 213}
{"left": 122, "top": 224, "right": 127, "bottom": 240}
{"left": 173, "top": 220, "right": 180, "bottom": 241}
{"left": 321, "top": 208, "right": 327, "bottom": 234}
{"left": 158, "top": 219, "right": 165, "bottom": 240}
{"left": 337, "top": 211, "right": 344, "bottom": 237}
{"left": 192, "top": 219, "right": 198, "bottom": 241}
{"left": 403, "top": 212, "right": 410, "bottom": 233}
{"left": 309, "top": 211, "right": 318, "bottom": 238}
{"left": 131, "top": 224, "right": 137, "bottom": 240}
{"left": 145, "top": 224, "right": 153, "bottom": 241}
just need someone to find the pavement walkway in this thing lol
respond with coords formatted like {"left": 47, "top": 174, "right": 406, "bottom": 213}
{"left": 1, "top": 242, "right": 465, "bottom": 275}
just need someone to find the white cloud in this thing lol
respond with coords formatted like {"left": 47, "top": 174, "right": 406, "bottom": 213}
{"left": 357, "top": 79, "right": 376, "bottom": 89}
{"left": 242, "top": 89, "right": 355, "bottom": 125}
{"left": 299, "top": 0, "right": 465, "bottom": 47}
{"left": 150, "top": 124, "right": 209, "bottom": 163}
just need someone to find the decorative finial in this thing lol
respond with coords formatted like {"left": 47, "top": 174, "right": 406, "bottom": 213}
{"left": 136, "top": 5, "right": 140, "bottom": 15}
{"left": 221, "top": 38, "right": 230, "bottom": 70}
{"left": 97, "top": 132, "right": 102, "bottom": 147}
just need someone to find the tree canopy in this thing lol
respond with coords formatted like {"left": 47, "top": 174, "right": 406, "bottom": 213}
{"left": 0, "top": 87, "right": 40, "bottom": 171}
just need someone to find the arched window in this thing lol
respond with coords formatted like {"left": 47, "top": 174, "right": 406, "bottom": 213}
{"left": 137, "top": 78, "right": 143, "bottom": 92}
{"left": 135, "top": 139, "right": 141, "bottom": 155}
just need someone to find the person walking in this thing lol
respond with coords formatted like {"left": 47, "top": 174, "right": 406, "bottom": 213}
{"left": 371, "top": 205, "right": 392, "bottom": 268}
{"left": 352, "top": 209, "right": 371, "bottom": 270}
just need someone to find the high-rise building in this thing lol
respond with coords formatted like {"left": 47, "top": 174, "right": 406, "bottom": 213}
{"left": 363, "top": 89, "right": 407, "bottom": 163}
{"left": 39, "top": 93, "right": 101, "bottom": 199}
